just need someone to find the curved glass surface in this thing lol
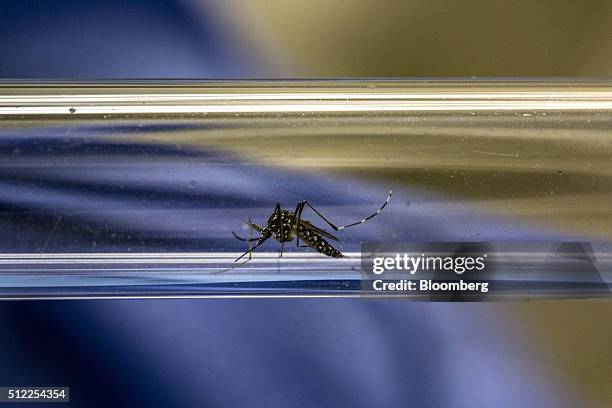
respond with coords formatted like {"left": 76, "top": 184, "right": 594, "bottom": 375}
{"left": 1, "top": 80, "right": 611, "bottom": 299}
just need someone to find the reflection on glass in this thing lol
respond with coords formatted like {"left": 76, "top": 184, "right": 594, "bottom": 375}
{"left": 1, "top": 80, "right": 611, "bottom": 298}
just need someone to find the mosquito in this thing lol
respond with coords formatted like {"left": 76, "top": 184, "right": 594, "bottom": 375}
{"left": 231, "top": 190, "right": 392, "bottom": 263}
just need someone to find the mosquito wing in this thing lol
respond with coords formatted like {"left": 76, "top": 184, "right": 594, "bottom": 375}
{"left": 298, "top": 219, "right": 338, "bottom": 241}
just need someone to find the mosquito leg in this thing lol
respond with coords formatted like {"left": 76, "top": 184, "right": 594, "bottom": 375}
{"left": 223, "top": 218, "right": 268, "bottom": 272}
{"left": 274, "top": 203, "right": 285, "bottom": 258}
{"left": 301, "top": 201, "right": 337, "bottom": 229}
{"left": 290, "top": 202, "right": 305, "bottom": 247}
{"left": 247, "top": 217, "right": 253, "bottom": 261}
{"left": 301, "top": 189, "right": 392, "bottom": 231}
{"left": 232, "top": 231, "right": 262, "bottom": 242}
{"left": 220, "top": 228, "right": 258, "bottom": 273}
{"left": 235, "top": 236, "right": 269, "bottom": 262}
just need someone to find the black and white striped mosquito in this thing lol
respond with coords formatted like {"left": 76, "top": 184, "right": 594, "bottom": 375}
{"left": 232, "top": 190, "right": 392, "bottom": 263}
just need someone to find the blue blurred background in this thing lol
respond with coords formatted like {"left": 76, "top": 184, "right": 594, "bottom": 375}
{"left": 2, "top": 1, "right": 612, "bottom": 406}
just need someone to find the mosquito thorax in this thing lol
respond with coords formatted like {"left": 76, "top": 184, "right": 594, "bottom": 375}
{"left": 267, "top": 210, "right": 294, "bottom": 241}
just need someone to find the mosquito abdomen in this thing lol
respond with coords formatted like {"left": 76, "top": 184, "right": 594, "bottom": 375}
{"left": 299, "top": 230, "right": 343, "bottom": 258}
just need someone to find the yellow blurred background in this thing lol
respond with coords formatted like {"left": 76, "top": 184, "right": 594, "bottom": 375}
{"left": 210, "top": 0, "right": 612, "bottom": 77}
